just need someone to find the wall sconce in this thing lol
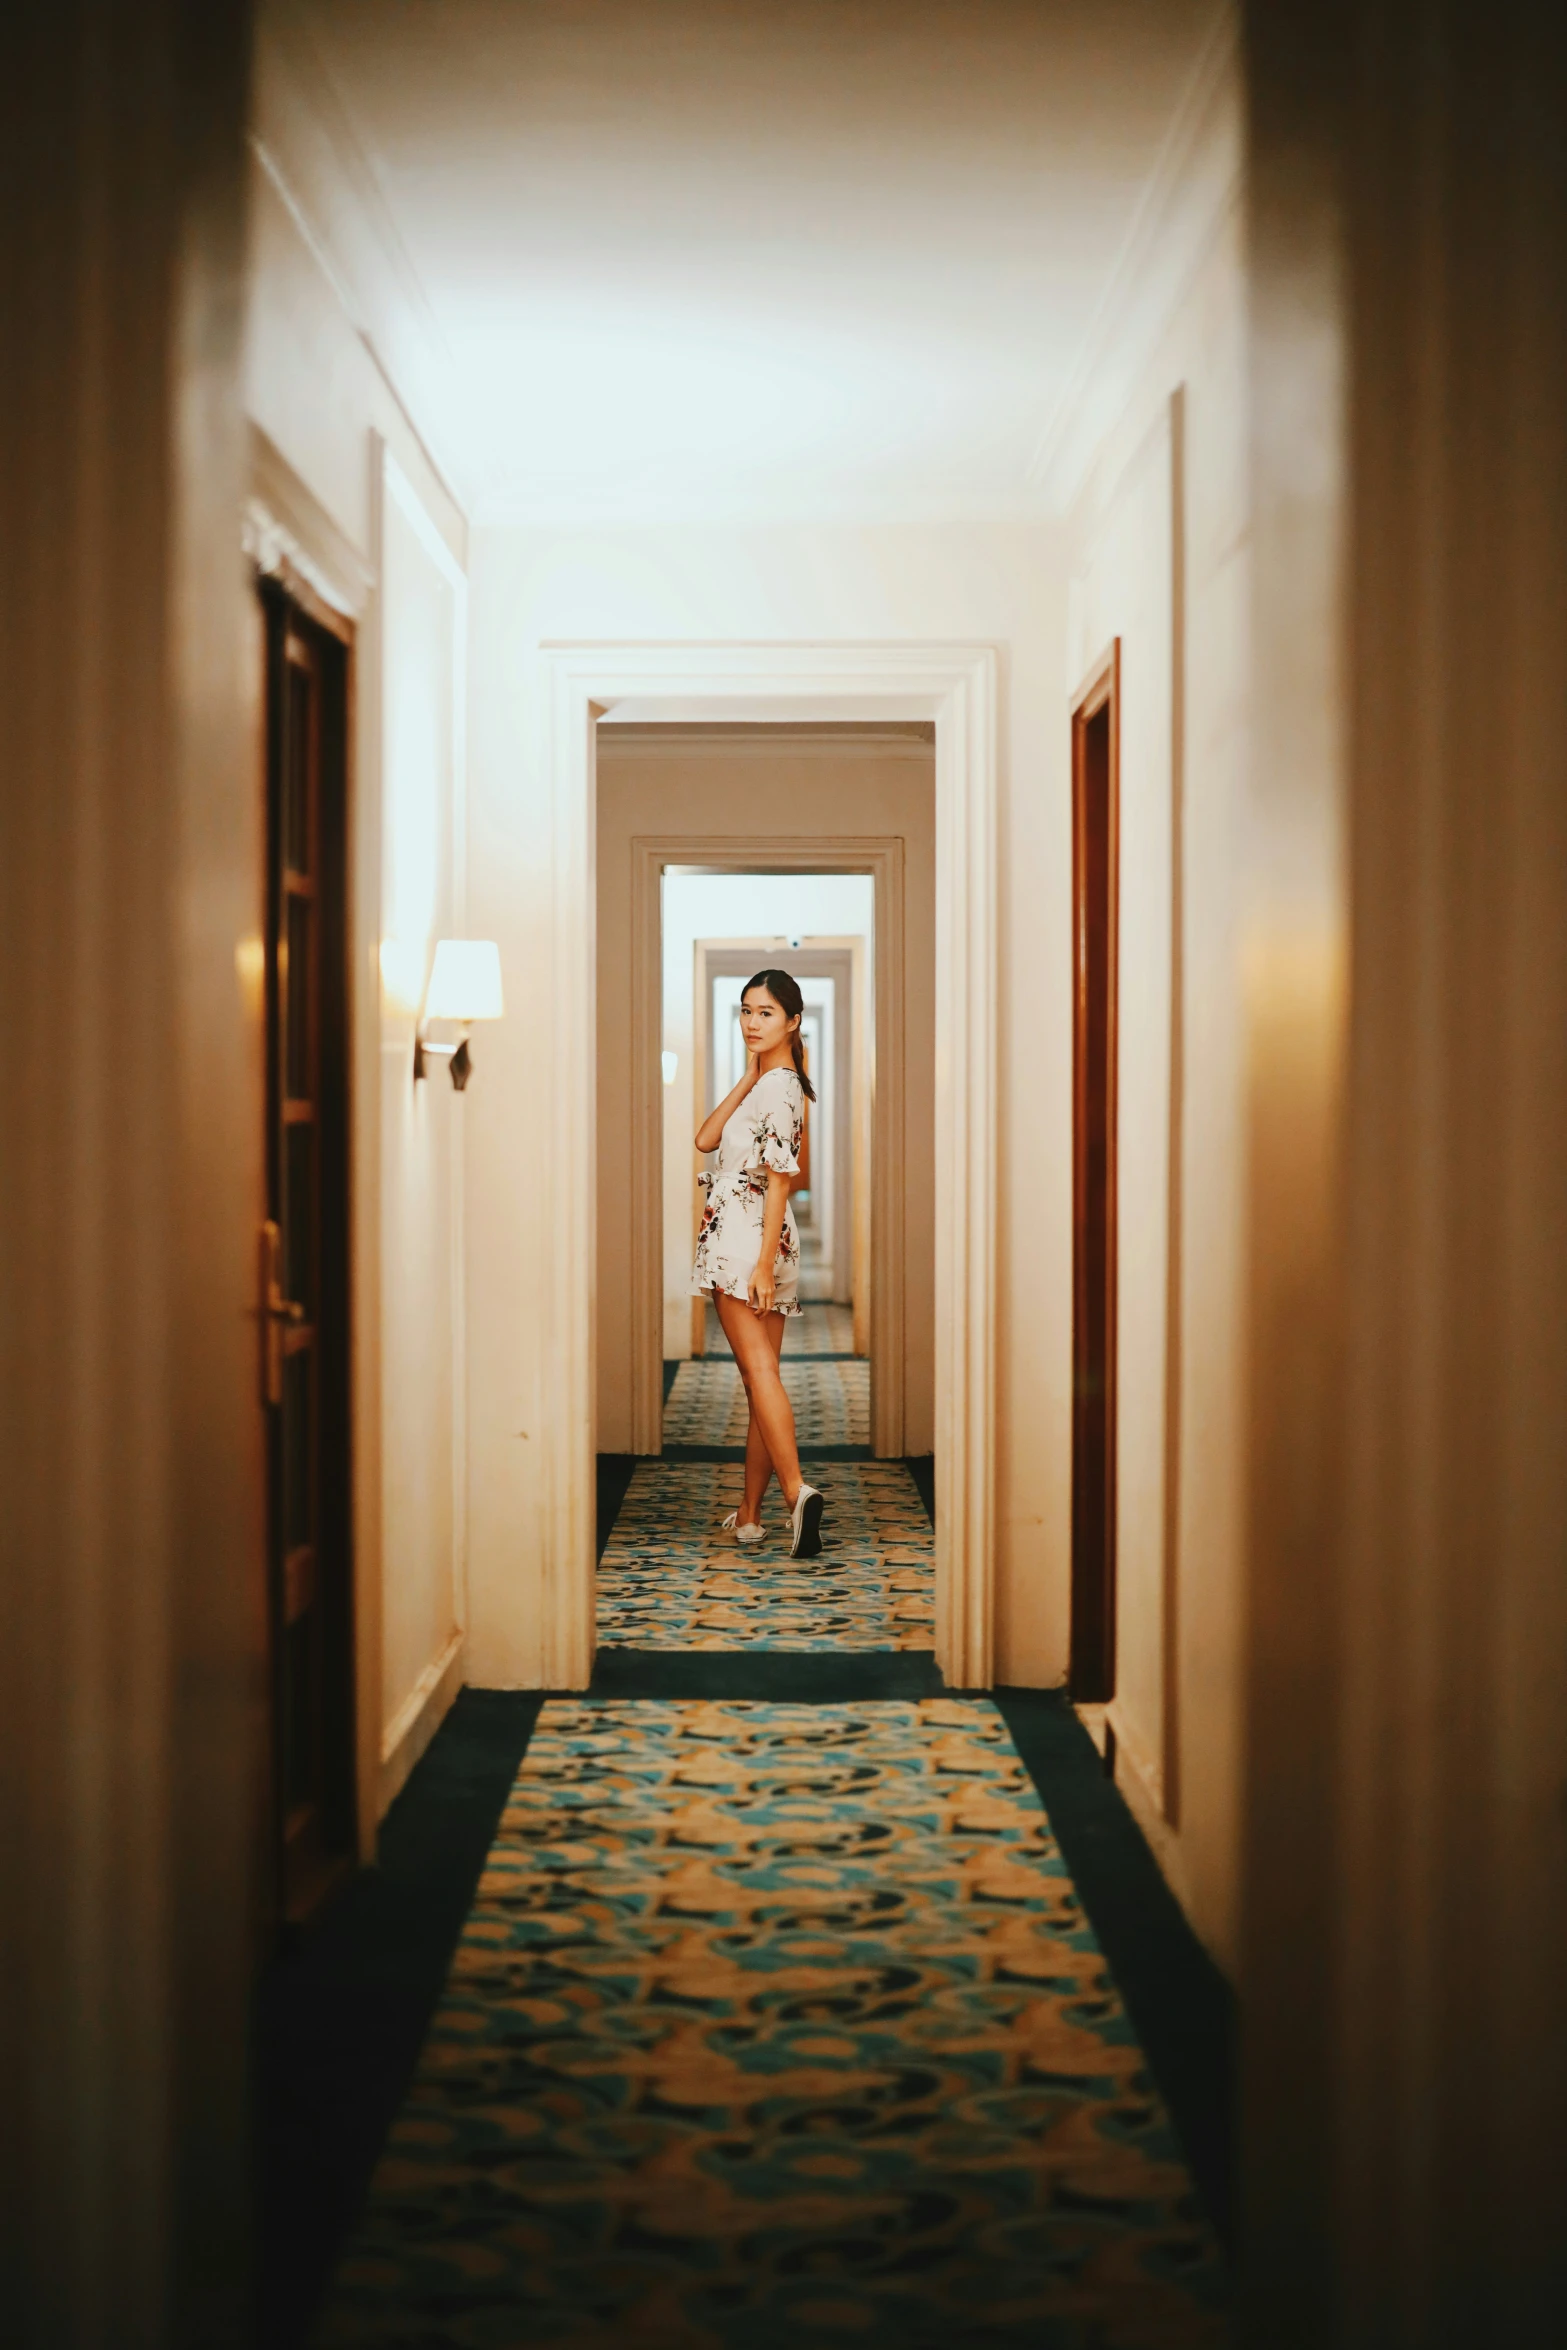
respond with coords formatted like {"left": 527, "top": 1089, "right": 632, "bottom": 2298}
{"left": 414, "top": 939, "right": 504, "bottom": 1089}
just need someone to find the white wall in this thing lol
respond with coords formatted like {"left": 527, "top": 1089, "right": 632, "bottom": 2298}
{"left": 375, "top": 467, "right": 469, "bottom": 1802}
{"left": 244, "top": 147, "right": 472, "bottom": 1819}
{"left": 661, "top": 871, "right": 874, "bottom": 1351}
{"left": 465, "top": 522, "right": 1071, "bottom": 1688}
{"left": 1065, "top": 105, "right": 1247, "bottom": 1969}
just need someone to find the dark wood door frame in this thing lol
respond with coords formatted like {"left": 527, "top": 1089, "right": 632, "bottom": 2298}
{"left": 259, "top": 572, "right": 357, "bottom": 1930}
{"left": 1070, "top": 641, "right": 1121, "bottom": 1701}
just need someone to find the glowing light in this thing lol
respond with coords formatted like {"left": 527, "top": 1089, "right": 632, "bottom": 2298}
{"left": 234, "top": 936, "right": 265, "bottom": 1012}
{"left": 425, "top": 938, "right": 505, "bottom": 1022}
{"left": 661, "top": 1051, "right": 678, "bottom": 1086}
{"left": 380, "top": 936, "right": 426, "bottom": 1014}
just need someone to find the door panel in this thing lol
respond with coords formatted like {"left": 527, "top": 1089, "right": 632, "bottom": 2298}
{"left": 261, "top": 580, "right": 355, "bottom": 1927}
{"left": 1071, "top": 644, "right": 1120, "bottom": 1701}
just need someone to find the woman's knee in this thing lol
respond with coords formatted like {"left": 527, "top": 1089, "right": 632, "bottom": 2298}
{"left": 732, "top": 1347, "right": 773, "bottom": 1394}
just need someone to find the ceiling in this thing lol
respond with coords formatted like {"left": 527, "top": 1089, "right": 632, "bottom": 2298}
{"left": 267, "top": 0, "right": 1231, "bottom": 523}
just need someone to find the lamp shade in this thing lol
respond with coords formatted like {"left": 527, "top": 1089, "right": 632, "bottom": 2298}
{"left": 424, "top": 938, "right": 504, "bottom": 1022}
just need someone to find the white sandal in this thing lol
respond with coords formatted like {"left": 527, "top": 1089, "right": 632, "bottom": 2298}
{"left": 788, "top": 1483, "right": 825, "bottom": 1559}
{"left": 721, "top": 1509, "right": 766, "bottom": 1546}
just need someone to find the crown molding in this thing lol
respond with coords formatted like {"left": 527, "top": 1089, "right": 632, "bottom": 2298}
{"left": 470, "top": 479, "right": 1057, "bottom": 531}
{"left": 251, "top": 0, "right": 475, "bottom": 517}
{"left": 597, "top": 721, "right": 935, "bottom": 760}
{"left": 244, "top": 420, "right": 375, "bottom": 617}
{"left": 1025, "top": 1, "right": 1241, "bottom": 517}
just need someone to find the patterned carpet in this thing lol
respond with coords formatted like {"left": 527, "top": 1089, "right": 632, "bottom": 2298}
{"left": 664, "top": 1358, "right": 870, "bottom": 1448}
{"left": 598, "top": 1461, "right": 934, "bottom": 1651}
{"left": 316, "top": 1698, "right": 1226, "bottom": 2349}
{"left": 785, "top": 1300, "right": 857, "bottom": 1354}
{"left": 701, "top": 1300, "right": 858, "bottom": 1357}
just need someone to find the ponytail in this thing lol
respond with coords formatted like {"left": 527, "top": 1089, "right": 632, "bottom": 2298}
{"left": 744, "top": 967, "right": 817, "bottom": 1102}
{"left": 789, "top": 1029, "right": 817, "bottom": 1103}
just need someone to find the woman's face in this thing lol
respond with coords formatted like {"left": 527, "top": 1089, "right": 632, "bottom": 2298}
{"left": 740, "top": 986, "right": 797, "bottom": 1061}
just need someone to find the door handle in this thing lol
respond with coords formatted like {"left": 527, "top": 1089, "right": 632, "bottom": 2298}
{"left": 260, "top": 1219, "right": 306, "bottom": 1405}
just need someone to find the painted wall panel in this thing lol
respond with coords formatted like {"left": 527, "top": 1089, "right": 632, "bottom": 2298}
{"left": 377, "top": 469, "right": 466, "bottom": 1781}
{"left": 1066, "top": 188, "right": 1249, "bottom": 1972}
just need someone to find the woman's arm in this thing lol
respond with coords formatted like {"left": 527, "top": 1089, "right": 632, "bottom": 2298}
{"left": 695, "top": 1055, "right": 758, "bottom": 1154}
{"left": 748, "top": 1172, "right": 792, "bottom": 1313}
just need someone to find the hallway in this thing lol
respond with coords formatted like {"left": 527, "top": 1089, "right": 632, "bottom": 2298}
{"left": 9, "top": 4, "right": 1567, "bottom": 2344}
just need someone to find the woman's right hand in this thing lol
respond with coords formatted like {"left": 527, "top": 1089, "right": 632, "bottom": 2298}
{"left": 694, "top": 1053, "right": 763, "bottom": 1153}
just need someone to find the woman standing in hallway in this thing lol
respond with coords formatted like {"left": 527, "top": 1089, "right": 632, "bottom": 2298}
{"left": 692, "top": 969, "right": 826, "bottom": 1558}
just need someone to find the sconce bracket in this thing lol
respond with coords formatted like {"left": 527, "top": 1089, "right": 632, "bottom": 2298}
{"left": 413, "top": 1028, "right": 473, "bottom": 1089}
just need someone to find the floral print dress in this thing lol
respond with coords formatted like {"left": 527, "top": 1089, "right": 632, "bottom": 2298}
{"left": 691, "top": 1066, "right": 805, "bottom": 1317}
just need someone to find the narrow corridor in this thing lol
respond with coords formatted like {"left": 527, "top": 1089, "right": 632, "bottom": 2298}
{"left": 14, "top": 9, "right": 1567, "bottom": 2339}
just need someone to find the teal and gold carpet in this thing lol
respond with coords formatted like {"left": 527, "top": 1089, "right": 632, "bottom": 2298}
{"left": 597, "top": 1461, "right": 935, "bottom": 1651}
{"left": 664, "top": 1357, "right": 871, "bottom": 1448}
{"left": 739, "top": 1300, "right": 856, "bottom": 1356}
{"left": 315, "top": 1698, "right": 1225, "bottom": 2347}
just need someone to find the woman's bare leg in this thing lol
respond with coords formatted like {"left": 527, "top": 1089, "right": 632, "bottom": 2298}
{"left": 743, "top": 1415, "right": 773, "bottom": 1523}
{"left": 739, "top": 1311, "right": 787, "bottom": 1522}
{"left": 715, "top": 1291, "right": 802, "bottom": 1511}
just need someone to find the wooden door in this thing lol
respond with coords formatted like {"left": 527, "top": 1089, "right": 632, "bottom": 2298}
{"left": 260, "top": 579, "right": 356, "bottom": 1927}
{"left": 1070, "top": 643, "right": 1120, "bottom": 1700}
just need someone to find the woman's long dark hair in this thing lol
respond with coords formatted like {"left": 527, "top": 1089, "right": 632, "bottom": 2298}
{"left": 744, "top": 968, "right": 817, "bottom": 1101}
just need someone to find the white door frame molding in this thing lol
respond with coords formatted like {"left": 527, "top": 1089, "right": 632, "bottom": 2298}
{"left": 629, "top": 844, "right": 904, "bottom": 1459}
{"left": 539, "top": 641, "right": 999, "bottom": 1690}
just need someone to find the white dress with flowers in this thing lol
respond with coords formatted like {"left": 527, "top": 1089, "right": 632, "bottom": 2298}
{"left": 691, "top": 1067, "right": 804, "bottom": 1317}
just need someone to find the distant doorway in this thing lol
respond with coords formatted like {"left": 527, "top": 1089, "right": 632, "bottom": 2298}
{"left": 259, "top": 578, "right": 357, "bottom": 1928}
{"left": 623, "top": 836, "right": 910, "bottom": 1459}
{"left": 580, "top": 673, "right": 973, "bottom": 1689}
{"left": 1070, "top": 643, "right": 1121, "bottom": 1701}
{"left": 666, "top": 922, "right": 872, "bottom": 1454}
{"left": 693, "top": 937, "right": 868, "bottom": 1320}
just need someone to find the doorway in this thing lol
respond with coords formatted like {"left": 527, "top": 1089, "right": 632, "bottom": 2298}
{"left": 565, "top": 649, "right": 991, "bottom": 1693}
{"left": 698, "top": 940, "right": 866, "bottom": 1324}
{"left": 1070, "top": 643, "right": 1120, "bottom": 1702}
{"left": 259, "top": 578, "right": 357, "bottom": 1927}
{"left": 618, "top": 827, "right": 915, "bottom": 1462}
{"left": 665, "top": 896, "right": 874, "bottom": 1454}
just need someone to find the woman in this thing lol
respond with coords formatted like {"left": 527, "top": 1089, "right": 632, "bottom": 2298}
{"left": 692, "top": 968, "right": 826, "bottom": 1559}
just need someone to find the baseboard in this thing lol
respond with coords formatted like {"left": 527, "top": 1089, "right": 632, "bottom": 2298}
{"left": 378, "top": 1628, "right": 465, "bottom": 1818}
{"left": 1106, "top": 1699, "right": 1191, "bottom": 1914}
{"left": 1106, "top": 1697, "right": 1166, "bottom": 1816}
{"left": 1073, "top": 1701, "right": 1112, "bottom": 1759}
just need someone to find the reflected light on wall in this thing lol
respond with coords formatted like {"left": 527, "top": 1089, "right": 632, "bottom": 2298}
{"left": 661, "top": 1051, "right": 678, "bottom": 1086}
{"left": 234, "top": 935, "right": 265, "bottom": 1015}
{"left": 380, "top": 935, "right": 426, "bottom": 1016}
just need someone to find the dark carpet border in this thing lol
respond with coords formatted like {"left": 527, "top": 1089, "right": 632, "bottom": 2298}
{"left": 666, "top": 1351, "right": 864, "bottom": 1366}
{"left": 659, "top": 1442, "right": 875, "bottom": 1462}
{"left": 993, "top": 1686, "right": 1235, "bottom": 2247}
{"left": 254, "top": 1689, "right": 544, "bottom": 2347}
{"left": 589, "top": 1648, "right": 946, "bottom": 1700}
